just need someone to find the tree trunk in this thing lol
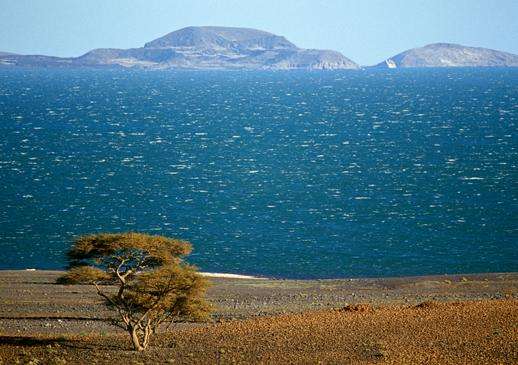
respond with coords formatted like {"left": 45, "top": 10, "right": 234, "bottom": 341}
{"left": 129, "top": 326, "right": 144, "bottom": 351}
{"left": 143, "top": 325, "right": 151, "bottom": 349}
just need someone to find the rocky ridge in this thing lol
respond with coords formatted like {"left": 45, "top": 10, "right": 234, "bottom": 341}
{"left": 373, "top": 43, "right": 518, "bottom": 68}
{"left": 0, "top": 26, "right": 359, "bottom": 70}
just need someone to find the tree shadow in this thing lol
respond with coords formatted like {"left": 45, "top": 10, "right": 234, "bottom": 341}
{"left": 0, "top": 335, "right": 127, "bottom": 351}
{"left": 0, "top": 336, "right": 68, "bottom": 347}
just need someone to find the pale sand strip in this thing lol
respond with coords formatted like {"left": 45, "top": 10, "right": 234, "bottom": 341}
{"left": 200, "top": 272, "right": 265, "bottom": 279}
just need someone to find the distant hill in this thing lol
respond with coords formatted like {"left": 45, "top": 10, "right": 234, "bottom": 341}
{"left": 373, "top": 43, "right": 518, "bottom": 68}
{"left": 0, "top": 26, "right": 359, "bottom": 70}
{"left": 144, "top": 26, "right": 297, "bottom": 50}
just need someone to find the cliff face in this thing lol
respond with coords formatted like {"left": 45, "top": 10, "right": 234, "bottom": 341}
{"left": 0, "top": 26, "right": 359, "bottom": 70}
{"left": 374, "top": 43, "right": 518, "bottom": 68}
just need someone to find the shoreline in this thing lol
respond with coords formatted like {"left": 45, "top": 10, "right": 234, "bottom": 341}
{"left": 1, "top": 269, "right": 516, "bottom": 329}
{"left": 0, "top": 270, "right": 515, "bottom": 323}
{"left": 10, "top": 268, "right": 518, "bottom": 281}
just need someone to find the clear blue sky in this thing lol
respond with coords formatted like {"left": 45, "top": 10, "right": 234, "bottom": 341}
{"left": 1, "top": 0, "right": 517, "bottom": 65}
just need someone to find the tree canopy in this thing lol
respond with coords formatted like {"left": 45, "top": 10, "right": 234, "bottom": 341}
{"left": 59, "top": 232, "right": 211, "bottom": 351}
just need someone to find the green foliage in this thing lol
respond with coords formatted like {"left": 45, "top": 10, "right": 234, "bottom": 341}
{"left": 56, "top": 266, "right": 110, "bottom": 284}
{"left": 58, "top": 232, "right": 211, "bottom": 351}
{"left": 67, "top": 232, "right": 192, "bottom": 269}
{"left": 125, "top": 264, "right": 211, "bottom": 322}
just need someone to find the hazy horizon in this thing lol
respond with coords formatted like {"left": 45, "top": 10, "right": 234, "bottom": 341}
{"left": 1, "top": 0, "right": 517, "bottom": 65}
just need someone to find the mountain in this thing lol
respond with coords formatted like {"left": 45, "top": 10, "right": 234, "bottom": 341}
{"left": 143, "top": 26, "right": 297, "bottom": 50}
{"left": 373, "top": 43, "right": 518, "bottom": 68}
{"left": 0, "top": 26, "right": 359, "bottom": 70}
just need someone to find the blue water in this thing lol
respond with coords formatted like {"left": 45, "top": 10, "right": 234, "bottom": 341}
{"left": 0, "top": 68, "right": 517, "bottom": 278}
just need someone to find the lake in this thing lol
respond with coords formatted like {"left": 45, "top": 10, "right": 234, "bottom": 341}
{"left": 0, "top": 68, "right": 516, "bottom": 278}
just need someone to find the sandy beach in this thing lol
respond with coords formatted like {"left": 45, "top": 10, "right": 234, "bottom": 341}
{"left": 0, "top": 270, "right": 517, "bottom": 364}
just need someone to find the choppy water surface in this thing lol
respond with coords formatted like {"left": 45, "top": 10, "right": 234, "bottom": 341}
{"left": 0, "top": 68, "right": 517, "bottom": 278}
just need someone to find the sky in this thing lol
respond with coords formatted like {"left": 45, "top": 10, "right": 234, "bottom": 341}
{"left": 1, "top": 0, "right": 517, "bottom": 65}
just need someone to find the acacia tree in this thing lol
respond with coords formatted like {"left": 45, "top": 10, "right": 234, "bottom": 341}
{"left": 58, "top": 232, "right": 211, "bottom": 351}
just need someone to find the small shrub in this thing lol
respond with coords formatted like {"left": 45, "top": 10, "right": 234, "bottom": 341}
{"left": 338, "top": 304, "right": 373, "bottom": 313}
{"left": 414, "top": 300, "right": 440, "bottom": 309}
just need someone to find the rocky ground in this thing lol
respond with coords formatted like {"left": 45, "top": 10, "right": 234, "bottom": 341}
{"left": 0, "top": 270, "right": 517, "bottom": 364}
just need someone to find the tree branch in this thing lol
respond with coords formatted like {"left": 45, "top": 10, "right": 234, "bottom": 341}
{"left": 94, "top": 281, "right": 130, "bottom": 326}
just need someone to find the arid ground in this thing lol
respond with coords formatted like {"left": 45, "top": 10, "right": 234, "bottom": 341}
{"left": 0, "top": 270, "right": 517, "bottom": 364}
